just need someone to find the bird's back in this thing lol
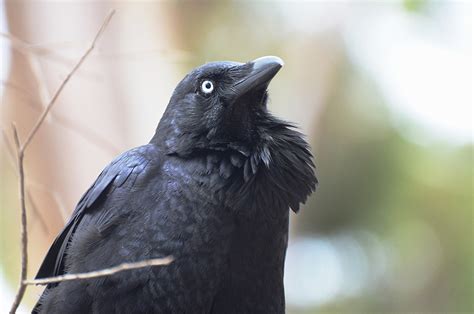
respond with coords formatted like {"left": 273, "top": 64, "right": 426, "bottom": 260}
{"left": 36, "top": 145, "right": 238, "bottom": 313}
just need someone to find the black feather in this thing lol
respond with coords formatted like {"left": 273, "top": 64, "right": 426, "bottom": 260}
{"left": 34, "top": 57, "right": 317, "bottom": 314}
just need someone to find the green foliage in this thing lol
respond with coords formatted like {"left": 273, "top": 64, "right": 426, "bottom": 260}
{"left": 403, "top": 0, "right": 428, "bottom": 13}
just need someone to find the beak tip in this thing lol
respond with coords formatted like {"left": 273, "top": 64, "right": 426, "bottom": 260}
{"left": 252, "top": 56, "right": 284, "bottom": 70}
{"left": 231, "top": 56, "right": 284, "bottom": 100}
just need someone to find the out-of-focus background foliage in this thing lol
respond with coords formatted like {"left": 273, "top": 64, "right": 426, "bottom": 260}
{"left": 0, "top": 1, "right": 472, "bottom": 313}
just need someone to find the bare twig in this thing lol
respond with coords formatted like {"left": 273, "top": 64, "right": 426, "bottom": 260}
{"left": 0, "top": 32, "right": 69, "bottom": 57}
{"left": 0, "top": 33, "right": 52, "bottom": 111}
{"left": 1, "top": 81, "right": 38, "bottom": 105}
{"left": 2, "top": 130, "right": 50, "bottom": 231}
{"left": 24, "top": 257, "right": 174, "bottom": 286}
{"left": 2, "top": 80, "right": 122, "bottom": 154}
{"left": 0, "top": 33, "right": 99, "bottom": 83}
{"left": 20, "top": 10, "right": 115, "bottom": 152}
{"left": 8, "top": 10, "right": 115, "bottom": 314}
{"left": 9, "top": 124, "right": 27, "bottom": 314}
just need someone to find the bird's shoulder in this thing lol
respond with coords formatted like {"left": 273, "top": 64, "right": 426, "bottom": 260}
{"left": 91, "top": 144, "right": 160, "bottom": 191}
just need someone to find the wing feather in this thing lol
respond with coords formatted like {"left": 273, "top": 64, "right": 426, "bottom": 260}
{"left": 35, "top": 146, "right": 152, "bottom": 280}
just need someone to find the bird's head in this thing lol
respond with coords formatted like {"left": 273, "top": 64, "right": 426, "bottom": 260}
{"left": 154, "top": 56, "right": 317, "bottom": 212}
{"left": 155, "top": 56, "right": 284, "bottom": 155}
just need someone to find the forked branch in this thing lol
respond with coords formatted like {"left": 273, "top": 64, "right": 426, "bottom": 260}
{"left": 8, "top": 10, "right": 115, "bottom": 314}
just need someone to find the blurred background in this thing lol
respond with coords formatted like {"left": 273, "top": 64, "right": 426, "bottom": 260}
{"left": 0, "top": 1, "right": 472, "bottom": 313}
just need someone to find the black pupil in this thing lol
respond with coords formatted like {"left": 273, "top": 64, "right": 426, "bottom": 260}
{"left": 205, "top": 82, "right": 212, "bottom": 90}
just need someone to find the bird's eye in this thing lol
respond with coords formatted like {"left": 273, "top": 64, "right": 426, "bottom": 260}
{"left": 201, "top": 80, "right": 214, "bottom": 94}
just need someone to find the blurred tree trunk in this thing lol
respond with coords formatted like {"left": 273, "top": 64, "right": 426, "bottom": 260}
{"left": 1, "top": 1, "right": 179, "bottom": 309}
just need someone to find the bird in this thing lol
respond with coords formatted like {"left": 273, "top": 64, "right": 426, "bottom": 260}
{"left": 33, "top": 56, "right": 317, "bottom": 314}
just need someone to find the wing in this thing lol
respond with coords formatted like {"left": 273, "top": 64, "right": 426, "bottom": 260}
{"left": 35, "top": 145, "right": 153, "bottom": 280}
{"left": 34, "top": 146, "right": 234, "bottom": 313}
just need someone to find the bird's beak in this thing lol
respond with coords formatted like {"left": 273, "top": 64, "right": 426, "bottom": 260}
{"left": 231, "top": 56, "right": 284, "bottom": 101}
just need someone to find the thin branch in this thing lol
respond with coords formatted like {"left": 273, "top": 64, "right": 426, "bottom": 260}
{"left": 23, "top": 257, "right": 174, "bottom": 286}
{"left": 1, "top": 32, "right": 191, "bottom": 63}
{"left": 0, "top": 33, "right": 97, "bottom": 80}
{"left": 9, "top": 124, "right": 27, "bottom": 314}
{"left": 8, "top": 10, "right": 116, "bottom": 314}
{"left": 5, "top": 130, "right": 69, "bottom": 223}
{"left": 2, "top": 130, "right": 50, "bottom": 232}
{"left": 0, "top": 33, "right": 52, "bottom": 112}
{"left": 20, "top": 10, "right": 115, "bottom": 152}
{"left": 2, "top": 81, "right": 122, "bottom": 154}
{"left": 0, "top": 32, "right": 67, "bottom": 57}
{"left": 1, "top": 81, "right": 38, "bottom": 106}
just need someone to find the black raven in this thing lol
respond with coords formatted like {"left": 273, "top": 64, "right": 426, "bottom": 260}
{"left": 33, "top": 56, "right": 317, "bottom": 314}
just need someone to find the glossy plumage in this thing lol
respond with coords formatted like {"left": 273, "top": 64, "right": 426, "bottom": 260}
{"left": 34, "top": 56, "right": 317, "bottom": 314}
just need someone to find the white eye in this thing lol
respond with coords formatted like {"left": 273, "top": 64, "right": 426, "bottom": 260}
{"left": 201, "top": 80, "right": 214, "bottom": 94}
